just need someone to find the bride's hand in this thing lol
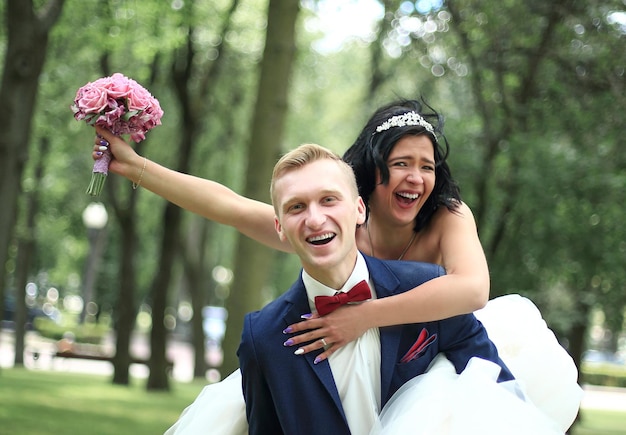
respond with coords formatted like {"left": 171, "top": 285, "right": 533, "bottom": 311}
{"left": 92, "top": 126, "right": 141, "bottom": 177}
{"left": 282, "top": 303, "right": 371, "bottom": 363}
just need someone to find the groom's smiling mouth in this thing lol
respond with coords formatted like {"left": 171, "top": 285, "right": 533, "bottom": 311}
{"left": 307, "top": 233, "right": 336, "bottom": 245}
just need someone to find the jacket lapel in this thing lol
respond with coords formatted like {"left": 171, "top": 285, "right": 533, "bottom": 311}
{"left": 363, "top": 255, "right": 403, "bottom": 405}
{"left": 283, "top": 278, "right": 347, "bottom": 421}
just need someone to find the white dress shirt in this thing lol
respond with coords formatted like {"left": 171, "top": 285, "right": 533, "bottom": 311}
{"left": 302, "top": 252, "right": 381, "bottom": 435}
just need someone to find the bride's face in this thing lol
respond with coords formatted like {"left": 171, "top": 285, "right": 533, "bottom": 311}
{"left": 369, "top": 135, "right": 435, "bottom": 227}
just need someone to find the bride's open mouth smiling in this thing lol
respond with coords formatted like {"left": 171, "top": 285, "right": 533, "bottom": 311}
{"left": 396, "top": 192, "right": 419, "bottom": 205}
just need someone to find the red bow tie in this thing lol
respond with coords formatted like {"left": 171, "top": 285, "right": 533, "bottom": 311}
{"left": 314, "top": 280, "right": 371, "bottom": 316}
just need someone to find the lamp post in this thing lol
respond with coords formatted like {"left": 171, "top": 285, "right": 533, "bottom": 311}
{"left": 80, "top": 202, "right": 108, "bottom": 323}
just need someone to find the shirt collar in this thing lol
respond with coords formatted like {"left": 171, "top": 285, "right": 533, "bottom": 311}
{"left": 302, "top": 252, "right": 371, "bottom": 311}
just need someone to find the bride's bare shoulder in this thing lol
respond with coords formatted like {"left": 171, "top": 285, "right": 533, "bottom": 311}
{"left": 432, "top": 200, "right": 476, "bottom": 226}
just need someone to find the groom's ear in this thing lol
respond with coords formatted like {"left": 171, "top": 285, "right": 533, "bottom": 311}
{"left": 275, "top": 216, "right": 287, "bottom": 242}
{"left": 356, "top": 196, "right": 366, "bottom": 226}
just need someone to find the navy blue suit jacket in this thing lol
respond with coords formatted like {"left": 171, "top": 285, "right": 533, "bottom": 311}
{"left": 238, "top": 254, "right": 514, "bottom": 435}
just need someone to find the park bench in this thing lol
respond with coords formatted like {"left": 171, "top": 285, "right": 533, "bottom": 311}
{"left": 53, "top": 348, "right": 174, "bottom": 373}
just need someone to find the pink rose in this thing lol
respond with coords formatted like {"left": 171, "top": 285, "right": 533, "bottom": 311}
{"left": 104, "top": 73, "right": 134, "bottom": 99}
{"left": 127, "top": 86, "right": 154, "bottom": 112}
{"left": 75, "top": 85, "right": 109, "bottom": 114}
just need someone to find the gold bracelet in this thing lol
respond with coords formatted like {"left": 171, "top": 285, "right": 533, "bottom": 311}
{"left": 132, "top": 157, "right": 147, "bottom": 190}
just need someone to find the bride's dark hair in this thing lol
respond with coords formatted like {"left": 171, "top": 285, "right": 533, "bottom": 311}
{"left": 343, "top": 98, "right": 461, "bottom": 232}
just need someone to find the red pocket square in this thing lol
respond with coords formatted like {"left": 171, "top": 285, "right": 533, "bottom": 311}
{"left": 400, "top": 328, "right": 437, "bottom": 363}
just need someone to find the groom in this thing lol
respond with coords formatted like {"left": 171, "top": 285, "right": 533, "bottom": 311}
{"left": 238, "top": 144, "right": 515, "bottom": 435}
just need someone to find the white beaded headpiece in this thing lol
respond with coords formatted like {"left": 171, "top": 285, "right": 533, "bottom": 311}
{"left": 375, "top": 111, "right": 434, "bottom": 134}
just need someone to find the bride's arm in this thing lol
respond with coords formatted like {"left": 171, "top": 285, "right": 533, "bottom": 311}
{"left": 284, "top": 203, "right": 489, "bottom": 362}
{"left": 94, "top": 127, "right": 291, "bottom": 253}
{"left": 365, "top": 203, "right": 489, "bottom": 322}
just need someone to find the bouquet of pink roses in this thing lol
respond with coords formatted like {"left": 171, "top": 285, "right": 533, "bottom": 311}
{"left": 71, "top": 73, "right": 163, "bottom": 196}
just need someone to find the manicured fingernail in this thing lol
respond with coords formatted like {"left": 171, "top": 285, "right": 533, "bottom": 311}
{"left": 283, "top": 327, "right": 292, "bottom": 334}
{"left": 99, "top": 139, "right": 108, "bottom": 146}
{"left": 98, "top": 146, "right": 108, "bottom": 151}
{"left": 294, "top": 348, "right": 304, "bottom": 355}
{"left": 283, "top": 339, "right": 294, "bottom": 346}
{"left": 314, "top": 357, "right": 322, "bottom": 364}
{"left": 300, "top": 313, "right": 312, "bottom": 319}
{"left": 96, "top": 151, "right": 103, "bottom": 156}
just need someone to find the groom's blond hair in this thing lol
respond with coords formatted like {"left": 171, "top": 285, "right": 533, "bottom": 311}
{"left": 270, "top": 143, "right": 358, "bottom": 210}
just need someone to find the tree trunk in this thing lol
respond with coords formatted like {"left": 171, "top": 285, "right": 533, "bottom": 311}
{"left": 190, "top": 278, "right": 209, "bottom": 379}
{"left": 181, "top": 216, "right": 213, "bottom": 378}
{"left": 111, "top": 203, "right": 138, "bottom": 385}
{"left": 145, "top": 0, "right": 241, "bottom": 389}
{"left": 567, "top": 296, "right": 591, "bottom": 383}
{"left": 147, "top": 203, "right": 184, "bottom": 391}
{"left": 146, "top": 35, "right": 198, "bottom": 389}
{"left": 13, "top": 137, "right": 49, "bottom": 366}
{"left": 92, "top": 47, "right": 141, "bottom": 386}
{"left": 566, "top": 295, "right": 590, "bottom": 431}
{"left": 0, "top": 0, "right": 65, "bottom": 345}
{"left": 368, "top": 0, "right": 396, "bottom": 96}
{"left": 221, "top": 0, "right": 300, "bottom": 375}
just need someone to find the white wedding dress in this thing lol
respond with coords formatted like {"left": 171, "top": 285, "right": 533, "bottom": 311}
{"left": 165, "top": 295, "right": 583, "bottom": 435}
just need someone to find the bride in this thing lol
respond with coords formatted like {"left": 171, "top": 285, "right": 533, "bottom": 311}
{"left": 94, "top": 99, "right": 582, "bottom": 434}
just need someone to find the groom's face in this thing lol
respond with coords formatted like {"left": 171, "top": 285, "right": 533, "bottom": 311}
{"left": 273, "top": 159, "right": 366, "bottom": 287}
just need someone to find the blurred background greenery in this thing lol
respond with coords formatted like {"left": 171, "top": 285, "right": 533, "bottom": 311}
{"left": 1, "top": 0, "right": 625, "bottom": 432}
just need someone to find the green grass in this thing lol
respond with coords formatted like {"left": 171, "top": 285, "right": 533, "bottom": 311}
{"left": 0, "top": 367, "right": 207, "bottom": 435}
{"left": 572, "top": 409, "right": 626, "bottom": 434}
{"left": 2, "top": 367, "right": 626, "bottom": 434}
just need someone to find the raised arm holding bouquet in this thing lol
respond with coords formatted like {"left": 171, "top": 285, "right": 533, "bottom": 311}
{"left": 71, "top": 72, "right": 163, "bottom": 196}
